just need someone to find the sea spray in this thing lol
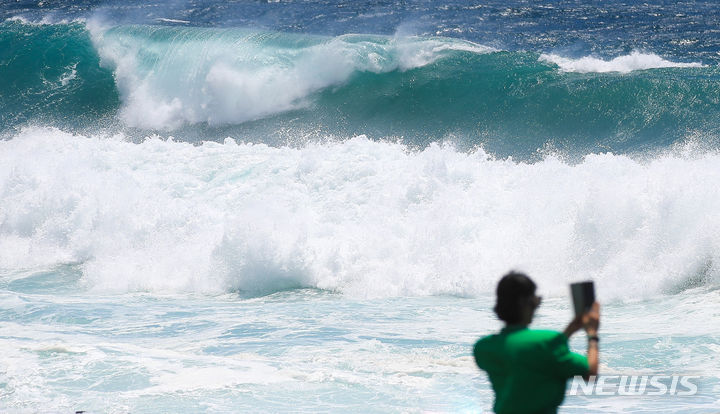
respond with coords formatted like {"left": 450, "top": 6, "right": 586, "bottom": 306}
{"left": 2, "top": 126, "right": 719, "bottom": 298}
{"left": 87, "top": 23, "right": 493, "bottom": 129}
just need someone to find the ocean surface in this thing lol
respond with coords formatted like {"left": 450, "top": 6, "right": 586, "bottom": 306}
{"left": 1, "top": 0, "right": 720, "bottom": 412}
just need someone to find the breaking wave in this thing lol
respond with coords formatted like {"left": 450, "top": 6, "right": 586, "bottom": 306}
{"left": 2, "top": 127, "right": 719, "bottom": 298}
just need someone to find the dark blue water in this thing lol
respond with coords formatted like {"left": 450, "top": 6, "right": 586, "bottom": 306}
{"left": 4, "top": 0, "right": 720, "bottom": 64}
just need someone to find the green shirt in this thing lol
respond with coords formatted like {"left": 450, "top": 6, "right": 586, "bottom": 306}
{"left": 474, "top": 325, "right": 589, "bottom": 414}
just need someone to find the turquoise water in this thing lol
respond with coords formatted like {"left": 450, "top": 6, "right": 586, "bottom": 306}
{"left": 2, "top": 21, "right": 719, "bottom": 156}
{"left": 2, "top": 265, "right": 719, "bottom": 412}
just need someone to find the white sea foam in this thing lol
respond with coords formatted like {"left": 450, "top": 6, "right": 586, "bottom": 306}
{"left": 58, "top": 65, "right": 77, "bottom": 86}
{"left": 539, "top": 51, "right": 704, "bottom": 73}
{"left": 5, "top": 16, "right": 30, "bottom": 24}
{"left": 86, "top": 22, "right": 492, "bottom": 130}
{"left": 1, "top": 127, "right": 719, "bottom": 298}
{"left": 5, "top": 15, "right": 85, "bottom": 25}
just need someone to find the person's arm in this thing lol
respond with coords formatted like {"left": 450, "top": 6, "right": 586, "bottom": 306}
{"left": 563, "top": 316, "right": 582, "bottom": 338}
{"left": 583, "top": 302, "right": 600, "bottom": 380}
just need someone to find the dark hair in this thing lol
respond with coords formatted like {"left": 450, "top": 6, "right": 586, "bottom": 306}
{"left": 493, "top": 271, "right": 537, "bottom": 324}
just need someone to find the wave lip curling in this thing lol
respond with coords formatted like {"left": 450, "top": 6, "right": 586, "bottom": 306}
{"left": 88, "top": 23, "right": 493, "bottom": 130}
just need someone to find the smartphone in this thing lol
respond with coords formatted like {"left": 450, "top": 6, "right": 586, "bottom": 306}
{"left": 570, "top": 281, "right": 595, "bottom": 317}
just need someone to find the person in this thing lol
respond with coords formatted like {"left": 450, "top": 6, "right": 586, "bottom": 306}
{"left": 474, "top": 271, "right": 600, "bottom": 414}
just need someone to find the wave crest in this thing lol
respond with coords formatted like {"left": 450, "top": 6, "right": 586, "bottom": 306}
{"left": 539, "top": 51, "right": 704, "bottom": 73}
{"left": 88, "top": 23, "right": 493, "bottom": 130}
{"left": 2, "top": 127, "right": 720, "bottom": 298}
{"left": 3, "top": 21, "right": 718, "bottom": 152}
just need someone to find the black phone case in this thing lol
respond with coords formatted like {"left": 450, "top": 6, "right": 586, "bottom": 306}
{"left": 570, "top": 281, "right": 595, "bottom": 316}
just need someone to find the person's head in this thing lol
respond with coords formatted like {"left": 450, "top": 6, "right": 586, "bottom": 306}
{"left": 493, "top": 271, "right": 541, "bottom": 325}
